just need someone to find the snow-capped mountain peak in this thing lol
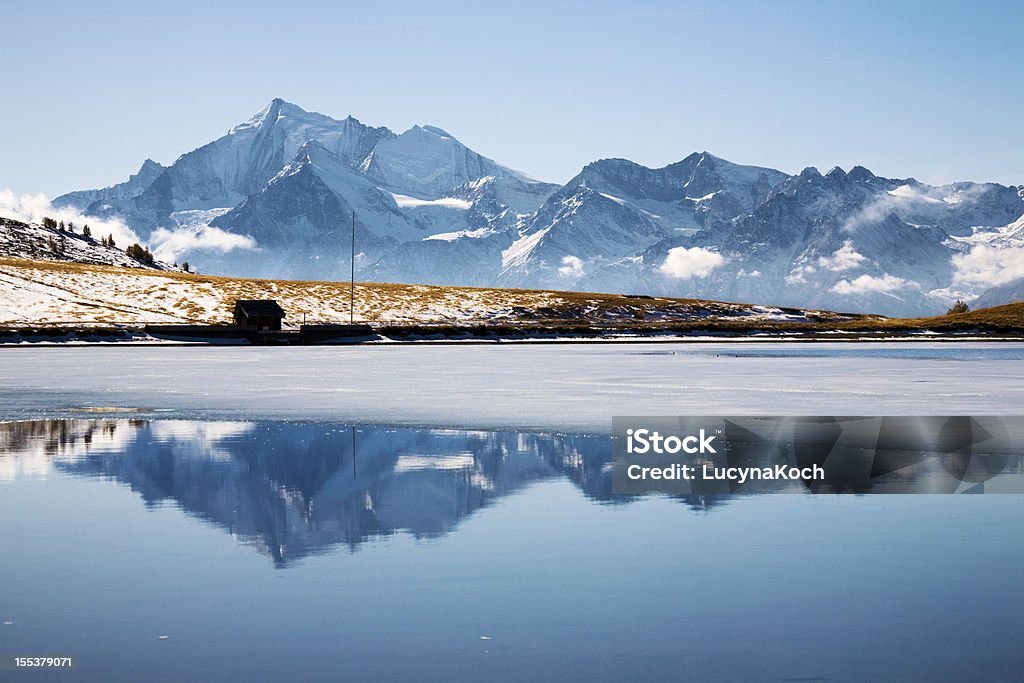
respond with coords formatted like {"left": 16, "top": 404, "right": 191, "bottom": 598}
{"left": 47, "top": 100, "right": 1024, "bottom": 316}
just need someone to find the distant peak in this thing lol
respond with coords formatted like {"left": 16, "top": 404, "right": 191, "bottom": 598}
{"left": 847, "top": 165, "right": 876, "bottom": 181}
{"left": 231, "top": 98, "right": 308, "bottom": 133}
{"left": 421, "top": 125, "right": 453, "bottom": 138}
{"left": 799, "top": 166, "right": 822, "bottom": 179}
{"left": 584, "top": 158, "right": 638, "bottom": 171}
{"left": 258, "top": 97, "right": 287, "bottom": 118}
{"left": 826, "top": 166, "right": 846, "bottom": 179}
{"left": 402, "top": 124, "right": 457, "bottom": 141}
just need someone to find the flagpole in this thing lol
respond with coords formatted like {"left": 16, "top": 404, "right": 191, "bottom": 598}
{"left": 350, "top": 212, "right": 355, "bottom": 324}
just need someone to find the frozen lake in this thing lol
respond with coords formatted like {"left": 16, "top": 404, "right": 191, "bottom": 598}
{"left": 2, "top": 343, "right": 1023, "bottom": 681}
{"left": 2, "top": 342, "right": 1023, "bottom": 431}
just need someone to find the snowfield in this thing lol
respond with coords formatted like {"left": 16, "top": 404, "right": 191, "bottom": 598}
{"left": 1, "top": 343, "right": 1021, "bottom": 432}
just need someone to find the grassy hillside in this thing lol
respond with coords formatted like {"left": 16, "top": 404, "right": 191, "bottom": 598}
{"left": 839, "top": 301, "right": 1024, "bottom": 333}
{"left": 1, "top": 256, "right": 1020, "bottom": 339}
{"left": 0, "top": 256, "right": 861, "bottom": 328}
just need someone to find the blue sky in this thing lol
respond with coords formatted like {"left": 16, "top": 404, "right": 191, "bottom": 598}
{"left": 2, "top": 0, "right": 1022, "bottom": 196}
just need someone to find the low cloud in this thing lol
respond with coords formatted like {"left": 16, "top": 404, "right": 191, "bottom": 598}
{"left": 785, "top": 265, "right": 815, "bottom": 284}
{"left": 951, "top": 245, "right": 1024, "bottom": 288}
{"left": 817, "top": 240, "right": 867, "bottom": 271}
{"left": 831, "top": 273, "right": 912, "bottom": 295}
{"left": 150, "top": 225, "right": 257, "bottom": 263}
{"left": 0, "top": 188, "right": 140, "bottom": 248}
{"left": 659, "top": 247, "right": 725, "bottom": 279}
{"left": 841, "top": 193, "right": 907, "bottom": 233}
{"left": 557, "top": 255, "right": 584, "bottom": 279}
{"left": 841, "top": 183, "right": 990, "bottom": 233}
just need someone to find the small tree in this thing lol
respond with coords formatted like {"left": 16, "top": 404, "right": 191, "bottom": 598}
{"left": 83, "top": 224, "right": 91, "bottom": 238}
{"left": 182, "top": 261, "right": 190, "bottom": 273}
{"left": 42, "top": 217, "right": 57, "bottom": 229}
{"left": 126, "top": 242, "right": 155, "bottom": 264}
{"left": 947, "top": 300, "right": 970, "bottom": 315}
{"left": 58, "top": 220, "right": 65, "bottom": 232}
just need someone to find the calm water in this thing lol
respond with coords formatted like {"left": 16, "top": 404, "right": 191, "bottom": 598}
{"left": 1, "top": 419, "right": 1022, "bottom": 682}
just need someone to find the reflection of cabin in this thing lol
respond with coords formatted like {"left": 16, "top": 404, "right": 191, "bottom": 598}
{"left": 233, "top": 300, "right": 285, "bottom": 331}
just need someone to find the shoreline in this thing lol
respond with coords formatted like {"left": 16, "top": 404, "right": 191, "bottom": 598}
{"left": 1, "top": 325, "right": 1024, "bottom": 347}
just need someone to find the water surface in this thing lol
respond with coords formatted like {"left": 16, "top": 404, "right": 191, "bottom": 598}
{"left": 1, "top": 419, "right": 1021, "bottom": 681}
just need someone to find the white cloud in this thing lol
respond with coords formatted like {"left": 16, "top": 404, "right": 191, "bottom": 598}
{"left": 951, "top": 245, "right": 1024, "bottom": 288}
{"left": 557, "top": 255, "right": 584, "bottom": 279}
{"left": 785, "top": 264, "right": 815, "bottom": 284}
{"left": 842, "top": 183, "right": 988, "bottom": 233}
{"left": 150, "top": 225, "right": 257, "bottom": 263}
{"left": 0, "top": 188, "right": 140, "bottom": 248}
{"left": 817, "top": 240, "right": 867, "bottom": 271}
{"left": 659, "top": 247, "right": 725, "bottom": 279}
{"left": 841, "top": 196, "right": 899, "bottom": 233}
{"left": 831, "top": 273, "right": 912, "bottom": 295}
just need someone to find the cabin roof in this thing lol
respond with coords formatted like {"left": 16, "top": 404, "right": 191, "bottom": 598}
{"left": 233, "top": 299, "right": 285, "bottom": 317}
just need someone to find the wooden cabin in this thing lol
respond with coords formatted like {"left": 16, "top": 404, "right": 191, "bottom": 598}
{"left": 233, "top": 300, "right": 285, "bottom": 331}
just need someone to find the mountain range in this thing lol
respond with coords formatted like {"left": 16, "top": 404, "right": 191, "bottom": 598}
{"left": 52, "top": 99, "right": 1024, "bottom": 316}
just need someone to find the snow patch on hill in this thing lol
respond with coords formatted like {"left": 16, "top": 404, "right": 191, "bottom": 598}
{"left": 1, "top": 216, "right": 177, "bottom": 271}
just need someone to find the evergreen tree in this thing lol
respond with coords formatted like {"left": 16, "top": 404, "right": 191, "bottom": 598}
{"left": 182, "top": 261, "right": 190, "bottom": 273}
{"left": 83, "top": 225, "right": 91, "bottom": 238}
{"left": 42, "top": 217, "right": 57, "bottom": 229}
{"left": 126, "top": 242, "right": 155, "bottom": 264}
{"left": 947, "top": 300, "right": 970, "bottom": 315}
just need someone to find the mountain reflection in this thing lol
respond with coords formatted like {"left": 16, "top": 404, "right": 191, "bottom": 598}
{"left": 0, "top": 419, "right": 727, "bottom": 565}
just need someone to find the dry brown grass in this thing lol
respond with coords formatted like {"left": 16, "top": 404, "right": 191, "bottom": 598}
{"left": 2, "top": 256, "right": 1021, "bottom": 338}
{"left": 1, "top": 255, "right": 869, "bottom": 326}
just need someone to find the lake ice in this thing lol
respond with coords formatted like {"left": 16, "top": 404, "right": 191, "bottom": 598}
{"left": 1, "top": 342, "right": 1023, "bottom": 431}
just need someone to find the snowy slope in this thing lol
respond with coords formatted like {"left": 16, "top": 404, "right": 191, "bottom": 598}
{"left": 498, "top": 185, "right": 668, "bottom": 289}
{"left": 973, "top": 278, "right": 1024, "bottom": 308}
{"left": 573, "top": 167, "right": 1024, "bottom": 316}
{"left": 54, "top": 158, "right": 165, "bottom": 209}
{"left": 50, "top": 99, "right": 1024, "bottom": 317}
{"left": 57, "top": 99, "right": 394, "bottom": 231}
{"left": 0, "top": 217, "right": 177, "bottom": 271}
{"left": 361, "top": 124, "right": 531, "bottom": 198}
